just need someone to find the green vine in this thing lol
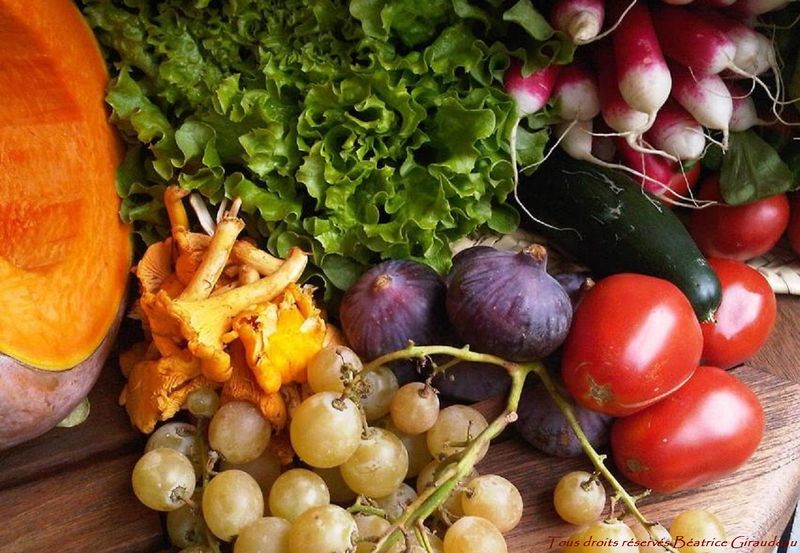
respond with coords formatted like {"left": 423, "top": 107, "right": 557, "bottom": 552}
{"left": 360, "top": 344, "right": 677, "bottom": 553}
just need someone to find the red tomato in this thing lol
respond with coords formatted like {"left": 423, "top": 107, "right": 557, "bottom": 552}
{"left": 701, "top": 258, "right": 776, "bottom": 369}
{"left": 787, "top": 193, "right": 800, "bottom": 256}
{"left": 611, "top": 366, "right": 765, "bottom": 492}
{"left": 688, "top": 175, "right": 789, "bottom": 261}
{"left": 664, "top": 160, "right": 702, "bottom": 199}
{"left": 561, "top": 274, "right": 703, "bottom": 417}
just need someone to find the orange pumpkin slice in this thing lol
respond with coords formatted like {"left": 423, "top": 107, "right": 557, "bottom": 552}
{"left": 0, "top": 0, "right": 131, "bottom": 370}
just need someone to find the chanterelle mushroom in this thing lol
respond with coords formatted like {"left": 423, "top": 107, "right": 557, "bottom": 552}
{"left": 155, "top": 247, "right": 308, "bottom": 382}
{"left": 135, "top": 238, "right": 174, "bottom": 295}
{"left": 234, "top": 284, "right": 326, "bottom": 394}
{"left": 122, "top": 188, "right": 322, "bottom": 443}
{"left": 178, "top": 199, "right": 244, "bottom": 301}
{"left": 122, "top": 350, "right": 210, "bottom": 433}
{"left": 222, "top": 341, "right": 288, "bottom": 430}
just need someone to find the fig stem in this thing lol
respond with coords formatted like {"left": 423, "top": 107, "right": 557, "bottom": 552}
{"left": 363, "top": 344, "right": 674, "bottom": 553}
{"left": 532, "top": 365, "right": 679, "bottom": 553}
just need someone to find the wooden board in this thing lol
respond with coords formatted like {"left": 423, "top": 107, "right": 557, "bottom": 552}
{"left": 2, "top": 299, "right": 800, "bottom": 553}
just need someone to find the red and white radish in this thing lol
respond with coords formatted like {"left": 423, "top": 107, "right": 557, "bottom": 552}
{"left": 593, "top": 45, "right": 651, "bottom": 136}
{"left": 585, "top": 118, "right": 618, "bottom": 162}
{"left": 702, "top": 10, "right": 772, "bottom": 76}
{"left": 611, "top": 0, "right": 672, "bottom": 118}
{"left": 550, "top": 0, "right": 605, "bottom": 44}
{"left": 652, "top": 4, "right": 738, "bottom": 75}
{"left": 615, "top": 138, "right": 704, "bottom": 204}
{"left": 556, "top": 120, "right": 688, "bottom": 197}
{"left": 504, "top": 60, "right": 561, "bottom": 117}
{"left": 647, "top": 100, "right": 706, "bottom": 160}
{"left": 553, "top": 62, "right": 600, "bottom": 121}
{"left": 557, "top": 120, "right": 595, "bottom": 160}
{"left": 670, "top": 63, "right": 734, "bottom": 144}
{"left": 616, "top": 137, "right": 684, "bottom": 197}
{"left": 749, "top": 32, "right": 778, "bottom": 79}
{"left": 730, "top": 0, "right": 792, "bottom": 16}
{"left": 697, "top": 0, "right": 737, "bottom": 7}
{"left": 727, "top": 82, "right": 763, "bottom": 131}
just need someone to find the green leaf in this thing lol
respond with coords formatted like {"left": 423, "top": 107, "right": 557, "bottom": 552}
{"left": 502, "top": 0, "right": 554, "bottom": 42}
{"left": 320, "top": 254, "right": 366, "bottom": 291}
{"left": 83, "top": 0, "right": 570, "bottom": 294}
{"left": 701, "top": 141, "right": 723, "bottom": 172}
{"left": 720, "top": 131, "right": 796, "bottom": 205}
{"left": 429, "top": 98, "right": 496, "bottom": 173}
{"left": 515, "top": 126, "right": 549, "bottom": 172}
{"left": 488, "top": 204, "right": 520, "bottom": 234}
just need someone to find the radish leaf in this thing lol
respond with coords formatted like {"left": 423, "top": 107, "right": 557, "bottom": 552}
{"left": 720, "top": 131, "right": 796, "bottom": 205}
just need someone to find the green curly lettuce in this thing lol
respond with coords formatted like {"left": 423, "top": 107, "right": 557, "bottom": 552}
{"left": 81, "top": 0, "right": 571, "bottom": 291}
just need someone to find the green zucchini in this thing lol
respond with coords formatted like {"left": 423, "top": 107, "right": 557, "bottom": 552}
{"left": 518, "top": 155, "right": 721, "bottom": 321}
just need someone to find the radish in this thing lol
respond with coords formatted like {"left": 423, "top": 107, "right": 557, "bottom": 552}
{"left": 652, "top": 4, "right": 738, "bottom": 75}
{"left": 655, "top": 5, "right": 788, "bottom": 125}
{"left": 504, "top": 60, "right": 561, "bottom": 117}
{"left": 730, "top": 0, "right": 793, "bottom": 15}
{"left": 505, "top": 59, "right": 563, "bottom": 206}
{"left": 555, "top": 120, "right": 635, "bottom": 172}
{"left": 670, "top": 63, "right": 734, "bottom": 144}
{"left": 697, "top": 0, "right": 737, "bottom": 6}
{"left": 557, "top": 120, "right": 596, "bottom": 161}
{"left": 750, "top": 32, "right": 777, "bottom": 77}
{"left": 550, "top": 0, "right": 605, "bottom": 44}
{"left": 701, "top": 10, "right": 772, "bottom": 76}
{"left": 592, "top": 45, "right": 650, "bottom": 136}
{"left": 615, "top": 138, "right": 706, "bottom": 205}
{"left": 659, "top": 0, "right": 695, "bottom": 7}
{"left": 727, "top": 82, "right": 763, "bottom": 131}
{"left": 610, "top": 0, "right": 672, "bottom": 119}
{"left": 616, "top": 137, "right": 682, "bottom": 197}
{"left": 647, "top": 100, "right": 706, "bottom": 160}
{"left": 552, "top": 62, "right": 600, "bottom": 121}
{"left": 583, "top": 117, "right": 618, "bottom": 162}
{"left": 556, "top": 120, "right": 692, "bottom": 202}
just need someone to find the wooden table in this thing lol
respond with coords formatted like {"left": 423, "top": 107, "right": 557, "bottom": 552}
{"left": 2, "top": 297, "right": 800, "bottom": 553}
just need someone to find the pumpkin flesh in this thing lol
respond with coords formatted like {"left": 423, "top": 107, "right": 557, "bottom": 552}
{"left": 0, "top": 0, "right": 131, "bottom": 370}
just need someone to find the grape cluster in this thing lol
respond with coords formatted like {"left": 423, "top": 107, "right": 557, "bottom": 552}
{"left": 551, "top": 470, "right": 727, "bottom": 553}
{"left": 130, "top": 344, "right": 524, "bottom": 553}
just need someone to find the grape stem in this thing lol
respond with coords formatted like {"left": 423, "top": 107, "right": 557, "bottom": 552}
{"left": 363, "top": 344, "right": 677, "bottom": 553}
{"left": 532, "top": 366, "right": 677, "bottom": 553}
{"left": 347, "top": 498, "right": 387, "bottom": 519}
{"left": 196, "top": 419, "right": 222, "bottom": 553}
{"left": 415, "top": 521, "right": 434, "bottom": 553}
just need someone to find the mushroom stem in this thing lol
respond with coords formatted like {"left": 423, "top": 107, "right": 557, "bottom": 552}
{"left": 179, "top": 214, "right": 245, "bottom": 302}
{"left": 164, "top": 186, "right": 190, "bottom": 231}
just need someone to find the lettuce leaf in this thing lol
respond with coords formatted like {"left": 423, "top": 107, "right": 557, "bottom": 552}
{"left": 82, "top": 0, "right": 564, "bottom": 291}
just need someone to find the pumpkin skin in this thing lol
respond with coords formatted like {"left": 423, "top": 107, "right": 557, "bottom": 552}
{"left": 0, "top": 0, "right": 131, "bottom": 448}
{"left": 0, "top": 308, "right": 124, "bottom": 449}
